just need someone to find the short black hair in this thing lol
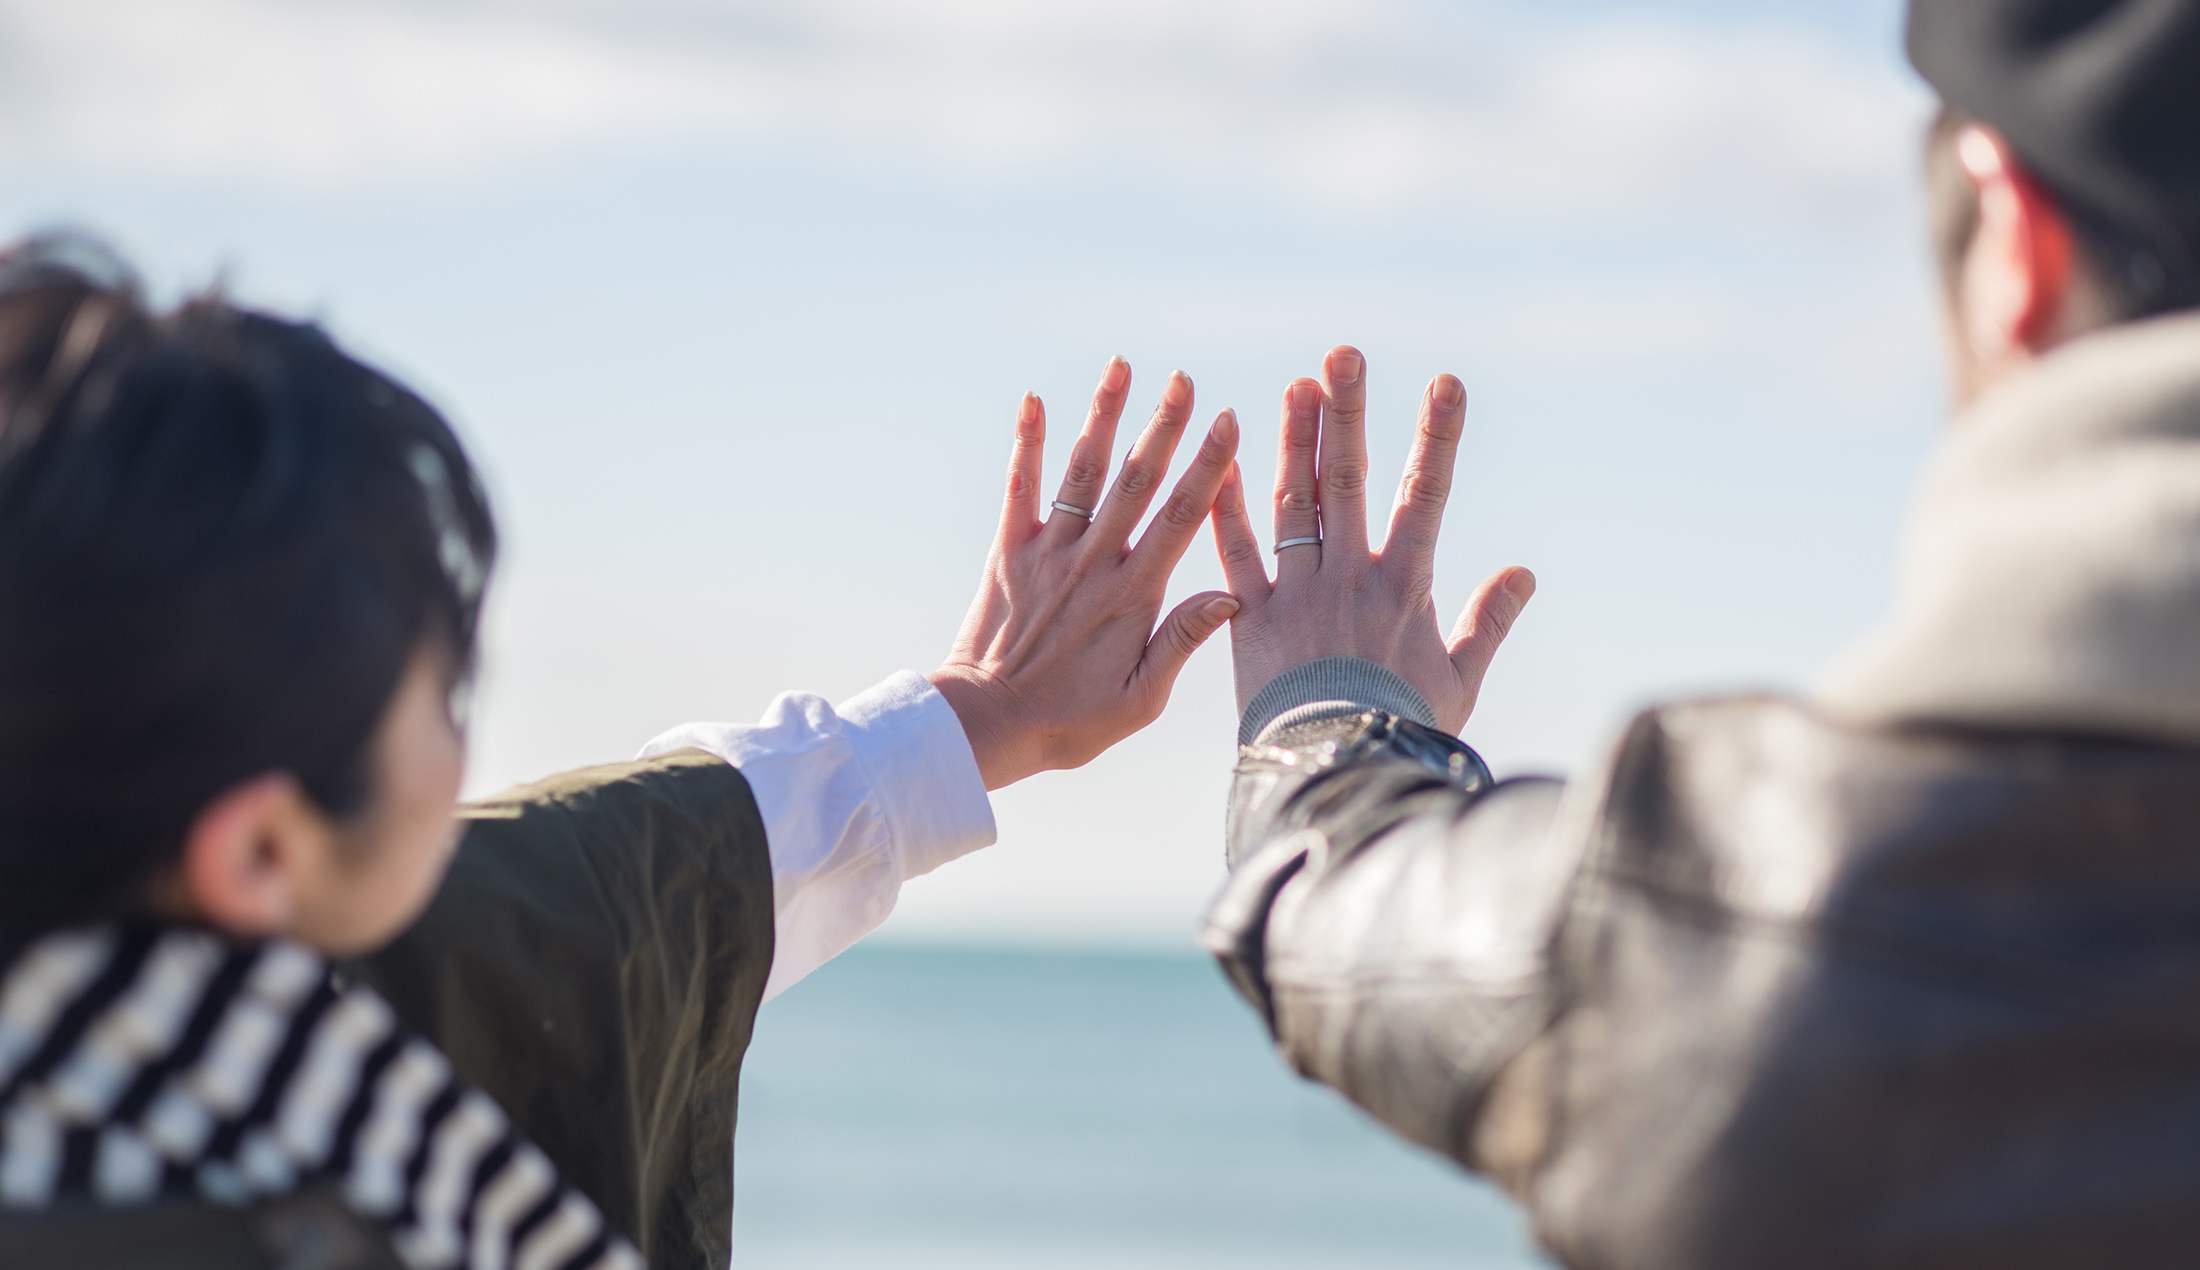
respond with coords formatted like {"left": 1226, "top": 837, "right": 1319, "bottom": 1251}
{"left": 1925, "top": 104, "right": 2199, "bottom": 321}
{"left": 0, "top": 233, "right": 496, "bottom": 941}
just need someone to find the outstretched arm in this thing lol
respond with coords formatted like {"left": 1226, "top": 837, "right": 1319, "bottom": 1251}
{"left": 646, "top": 359, "right": 1243, "bottom": 1000}
{"left": 1202, "top": 347, "right": 1574, "bottom": 1176}
{"left": 361, "top": 364, "right": 1244, "bottom": 1268}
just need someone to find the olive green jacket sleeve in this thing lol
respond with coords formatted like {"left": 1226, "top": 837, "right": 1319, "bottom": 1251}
{"left": 346, "top": 749, "right": 775, "bottom": 1270}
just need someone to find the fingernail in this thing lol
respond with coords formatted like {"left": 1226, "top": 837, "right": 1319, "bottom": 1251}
{"left": 1206, "top": 596, "right": 1241, "bottom": 621}
{"left": 1102, "top": 357, "right": 1129, "bottom": 391}
{"left": 1434, "top": 375, "right": 1465, "bottom": 408}
{"left": 1211, "top": 408, "right": 1237, "bottom": 445}
{"left": 1289, "top": 381, "right": 1319, "bottom": 417}
{"left": 1329, "top": 348, "right": 1363, "bottom": 386}
{"left": 1169, "top": 369, "right": 1193, "bottom": 397}
{"left": 1504, "top": 568, "right": 1537, "bottom": 604}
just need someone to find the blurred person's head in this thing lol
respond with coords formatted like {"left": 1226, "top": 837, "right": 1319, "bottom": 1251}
{"left": 0, "top": 234, "right": 495, "bottom": 956}
{"left": 1908, "top": 0, "right": 2200, "bottom": 406}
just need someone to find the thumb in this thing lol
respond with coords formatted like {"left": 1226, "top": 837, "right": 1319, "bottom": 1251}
{"left": 1137, "top": 591, "right": 1241, "bottom": 693}
{"left": 1446, "top": 566, "right": 1536, "bottom": 690}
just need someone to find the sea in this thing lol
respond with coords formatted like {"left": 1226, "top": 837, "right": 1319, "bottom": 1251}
{"left": 732, "top": 943, "right": 1556, "bottom": 1269}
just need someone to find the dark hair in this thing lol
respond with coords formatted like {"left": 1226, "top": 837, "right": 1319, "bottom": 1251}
{"left": 1926, "top": 104, "right": 2200, "bottom": 321}
{"left": 0, "top": 234, "right": 496, "bottom": 940}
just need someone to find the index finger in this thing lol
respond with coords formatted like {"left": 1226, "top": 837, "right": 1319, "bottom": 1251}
{"left": 1088, "top": 370, "right": 1195, "bottom": 552}
{"left": 1130, "top": 407, "right": 1240, "bottom": 581}
{"left": 1379, "top": 374, "right": 1466, "bottom": 589}
{"left": 1317, "top": 346, "right": 1370, "bottom": 556}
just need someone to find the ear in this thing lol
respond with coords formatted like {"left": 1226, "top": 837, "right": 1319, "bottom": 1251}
{"left": 1955, "top": 124, "right": 2078, "bottom": 359}
{"left": 181, "top": 772, "right": 321, "bottom": 938}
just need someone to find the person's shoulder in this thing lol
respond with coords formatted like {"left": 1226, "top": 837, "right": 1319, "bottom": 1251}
{"left": 461, "top": 748, "right": 752, "bottom": 825}
{"left": 1609, "top": 689, "right": 2200, "bottom": 794}
{"left": 1530, "top": 700, "right": 2200, "bottom": 1267}
{"left": 439, "top": 748, "right": 771, "bottom": 946}
{"left": 1580, "top": 690, "right": 2200, "bottom": 926}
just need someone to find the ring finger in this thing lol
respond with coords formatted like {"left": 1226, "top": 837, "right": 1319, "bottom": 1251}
{"left": 1047, "top": 356, "right": 1131, "bottom": 535}
{"left": 1273, "top": 378, "right": 1322, "bottom": 580}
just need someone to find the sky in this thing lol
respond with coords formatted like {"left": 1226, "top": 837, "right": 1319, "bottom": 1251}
{"left": 0, "top": 0, "right": 1941, "bottom": 946}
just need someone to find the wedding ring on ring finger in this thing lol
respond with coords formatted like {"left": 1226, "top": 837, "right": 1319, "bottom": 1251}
{"left": 1052, "top": 500, "right": 1094, "bottom": 519}
{"left": 1274, "top": 536, "right": 1321, "bottom": 553}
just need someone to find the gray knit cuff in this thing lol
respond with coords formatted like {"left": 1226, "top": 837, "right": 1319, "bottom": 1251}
{"left": 1238, "top": 656, "right": 1440, "bottom": 745}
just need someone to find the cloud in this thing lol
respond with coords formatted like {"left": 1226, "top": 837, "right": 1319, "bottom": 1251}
{"left": 0, "top": 0, "right": 1927, "bottom": 227}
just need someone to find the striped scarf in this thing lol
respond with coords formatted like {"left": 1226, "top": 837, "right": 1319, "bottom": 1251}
{"left": 0, "top": 922, "right": 641, "bottom": 1270}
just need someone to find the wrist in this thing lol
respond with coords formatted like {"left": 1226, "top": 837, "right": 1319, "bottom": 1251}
{"left": 1237, "top": 655, "right": 1442, "bottom": 744}
{"left": 926, "top": 665, "right": 1038, "bottom": 791}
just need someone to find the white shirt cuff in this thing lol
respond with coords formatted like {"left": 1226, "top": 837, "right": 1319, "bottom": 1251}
{"left": 638, "top": 671, "right": 995, "bottom": 1002}
{"left": 834, "top": 670, "right": 997, "bottom": 879}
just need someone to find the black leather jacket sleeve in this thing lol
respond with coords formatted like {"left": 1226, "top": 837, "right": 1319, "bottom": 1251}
{"left": 1202, "top": 705, "right": 1577, "bottom": 1172}
{"left": 1210, "top": 692, "right": 2200, "bottom": 1269}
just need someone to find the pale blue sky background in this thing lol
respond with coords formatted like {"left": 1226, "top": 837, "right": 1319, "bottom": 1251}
{"left": 0, "top": 0, "right": 1939, "bottom": 945}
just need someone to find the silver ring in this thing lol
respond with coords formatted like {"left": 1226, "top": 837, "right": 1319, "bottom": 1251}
{"left": 1051, "top": 500, "right": 1094, "bottom": 519}
{"left": 1274, "top": 536, "right": 1322, "bottom": 553}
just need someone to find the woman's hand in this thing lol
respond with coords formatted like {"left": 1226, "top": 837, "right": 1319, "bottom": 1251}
{"left": 1211, "top": 346, "right": 1535, "bottom": 735}
{"left": 930, "top": 359, "right": 1242, "bottom": 790}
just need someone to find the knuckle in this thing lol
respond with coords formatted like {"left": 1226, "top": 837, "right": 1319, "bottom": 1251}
{"left": 1115, "top": 463, "right": 1157, "bottom": 498}
{"left": 1325, "top": 460, "right": 1369, "bottom": 497}
{"left": 1158, "top": 493, "right": 1203, "bottom": 531}
{"left": 1276, "top": 489, "right": 1318, "bottom": 513}
{"left": 1063, "top": 455, "right": 1105, "bottom": 488}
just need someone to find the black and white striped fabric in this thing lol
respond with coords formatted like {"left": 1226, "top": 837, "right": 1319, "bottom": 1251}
{"left": 0, "top": 923, "right": 642, "bottom": 1270}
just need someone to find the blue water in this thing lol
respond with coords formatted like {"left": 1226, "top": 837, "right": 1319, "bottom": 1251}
{"left": 733, "top": 944, "right": 1554, "bottom": 1269}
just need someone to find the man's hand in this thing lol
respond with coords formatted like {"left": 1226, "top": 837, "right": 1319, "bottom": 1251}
{"left": 930, "top": 359, "right": 1242, "bottom": 790}
{"left": 1212, "top": 346, "right": 1535, "bottom": 735}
